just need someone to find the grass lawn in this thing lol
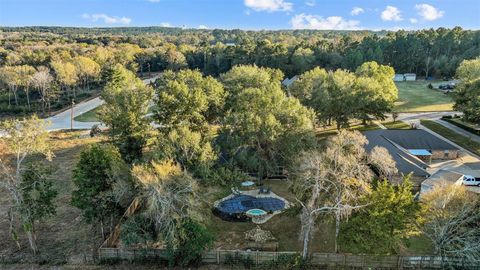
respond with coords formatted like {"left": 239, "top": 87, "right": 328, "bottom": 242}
{"left": 205, "top": 180, "right": 337, "bottom": 252}
{"left": 316, "top": 123, "right": 380, "bottom": 139}
{"left": 382, "top": 120, "right": 411, "bottom": 129}
{"left": 74, "top": 105, "right": 157, "bottom": 122}
{"left": 395, "top": 81, "right": 454, "bottom": 112}
{"left": 421, "top": 119, "right": 480, "bottom": 156}
{"left": 74, "top": 106, "right": 101, "bottom": 122}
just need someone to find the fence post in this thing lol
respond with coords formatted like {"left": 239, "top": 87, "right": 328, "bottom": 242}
{"left": 217, "top": 249, "right": 220, "bottom": 265}
{"left": 255, "top": 250, "right": 259, "bottom": 265}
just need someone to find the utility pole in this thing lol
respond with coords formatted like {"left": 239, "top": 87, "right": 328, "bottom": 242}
{"left": 70, "top": 99, "right": 75, "bottom": 130}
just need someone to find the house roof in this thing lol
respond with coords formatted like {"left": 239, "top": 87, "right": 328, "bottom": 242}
{"left": 281, "top": 75, "right": 298, "bottom": 87}
{"left": 422, "top": 169, "right": 464, "bottom": 188}
{"left": 363, "top": 130, "right": 431, "bottom": 177}
{"left": 368, "top": 129, "right": 458, "bottom": 150}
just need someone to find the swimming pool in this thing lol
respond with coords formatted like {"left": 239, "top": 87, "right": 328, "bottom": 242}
{"left": 246, "top": 208, "right": 267, "bottom": 216}
{"left": 214, "top": 195, "right": 286, "bottom": 221}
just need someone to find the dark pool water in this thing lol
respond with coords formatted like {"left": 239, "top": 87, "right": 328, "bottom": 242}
{"left": 216, "top": 195, "right": 285, "bottom": 214}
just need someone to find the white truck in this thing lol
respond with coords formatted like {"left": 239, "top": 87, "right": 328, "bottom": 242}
{"left": 462, "top": 175, "right": 480, "bottom": 186}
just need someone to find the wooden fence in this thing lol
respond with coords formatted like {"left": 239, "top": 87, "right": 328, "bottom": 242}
{"left": 98, "top": 248, "right": 479, "bottom": 269}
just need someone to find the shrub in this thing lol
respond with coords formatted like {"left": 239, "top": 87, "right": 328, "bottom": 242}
{"left": 120, "top": 214, "right": 156, "bottom": 247}
{"left": 90, "top": 124, "right": 101, "bottom": 137}
{"left": 169, "top": 218, "right": 214, "bottom": 267}
{"left": 441, "top": 118, "right": 480, "bottom": 135}
{"left": 206, "top": 166, "right": 249, "bottom": 187}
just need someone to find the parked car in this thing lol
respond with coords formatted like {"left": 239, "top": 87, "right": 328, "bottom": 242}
{"left": 462, "top": 175, "right": 480, "bottom": 186}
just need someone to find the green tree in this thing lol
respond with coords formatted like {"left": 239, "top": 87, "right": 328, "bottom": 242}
{"left": 153, "top": 69, "right": 225, "bottom": 133}
{"left": 339, "top": 177, "right": 419, "bottom": 254}
{"left": 71, "top": 144, "right": 130, "bottom": 239}
{"left": 354, "top": 61, "right": 397, "bottom": 123}
{"left": 98, "top": 64, "right": 154, "bottom": 163}
{"left": 171, "top": 218, "right": 214, "bottom": 267}
{"left": 132, "top": 160, "right": 202, "bottom": 250}
{"left": 291, "top": 47, "right": 315, "bottom": 75}
{"left": 50, "top": 60, "right": 78, "bottom": 98}
{"left": 0, "top": 65, "right": 22, "bottom": 106}
{"left": 220, "top": 65, "right": 284, "bottom": 110}
{"left": 157, "top": 126, "right": 217, "bottom": 175}
{"left": 73, "top": 56, "right": 101, "bottom": 89}
{"left": 0, "top": 115, "right": 52, "bottom": 253}
{"left": 18, "top": 162, "right": 58, "bottom": 254}
{"left": 220, "top": 83, "right": 315, "bottom": 180}
{"left": 453, "top": 57, "right": 480, "bottom": 124}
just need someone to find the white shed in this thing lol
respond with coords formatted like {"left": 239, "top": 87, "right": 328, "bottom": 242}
{"left": 393, "top": 74, "right": 404, "bottom": 82}
{"left": 404, "top": 73, "right": 416, "bottom": 81}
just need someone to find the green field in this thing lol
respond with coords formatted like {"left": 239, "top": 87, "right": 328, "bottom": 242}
{"left": 395, "top": 81, "right": 454, "bottom": 112}
{"left": 74, "top": 105, "right": 156, "bottom": 122}
{"left": 74, "top": 106, "right": 101, "bottom": 122}
{"left": 382, "top": 120, "right": 411, "bottom": 129}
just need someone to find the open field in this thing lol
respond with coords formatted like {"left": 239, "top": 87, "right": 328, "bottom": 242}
{"left": 421, "top": 119, "right": 480, "bottom": 156}
{"left": 394, "top": 81, "right": 454, "bottom": 112}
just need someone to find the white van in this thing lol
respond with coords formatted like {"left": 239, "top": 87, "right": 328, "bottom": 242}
{"left": 462, "top": 175, "right": 480, "bottom": 186}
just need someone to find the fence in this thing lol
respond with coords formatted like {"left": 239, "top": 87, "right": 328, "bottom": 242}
{"left": 98, "top": 248, "right": 479, "bottom": 269}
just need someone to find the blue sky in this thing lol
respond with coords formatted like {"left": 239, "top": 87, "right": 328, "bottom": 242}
{"left": 0, "top": 0, "right": 479, "bottom": 30}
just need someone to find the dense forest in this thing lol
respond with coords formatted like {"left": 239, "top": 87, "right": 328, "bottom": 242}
{"left": 0, "top": 26, "right": 479, "bottom": 115}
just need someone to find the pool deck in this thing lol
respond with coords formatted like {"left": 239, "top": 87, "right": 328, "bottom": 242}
{"left": 213, "top": 189, "right": 291, "bottom": 224}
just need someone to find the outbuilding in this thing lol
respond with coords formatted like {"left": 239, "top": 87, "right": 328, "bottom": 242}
{"left": 404, "top": 73, "right": 416, "bottom": 81}
{"left": 393, "top": 74, "right": 404, "bottom": 82}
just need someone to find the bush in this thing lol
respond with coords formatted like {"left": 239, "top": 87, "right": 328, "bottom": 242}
{"left": 169, "top": 218, "right": 214, "bottom": 267}
{"left": 205, "top": 166, "right": 249, "bottom": 187}
{"left": 120, "top": 214, "right": 156, "bottom": 247}
{"left": 90, "top": 124, "right": 101, "bottom": 137}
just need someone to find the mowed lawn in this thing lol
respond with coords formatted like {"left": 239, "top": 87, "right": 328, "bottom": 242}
{"left": 74, "top": 105, "right": 157, "bottom": 122}
{"left": 394, "top": 81, "right": 454, "bottom": 112}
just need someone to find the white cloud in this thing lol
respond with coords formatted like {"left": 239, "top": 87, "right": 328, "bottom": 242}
{"left": 409, "top": 18, "right": 418, "bottom": 24}
{"left": 146, "top": 0, "right": 160, "bottom": 2}
{"left": 160, "top": 22, "right": 172, "bottom": 27}
{"left": 350, "top": 7, "right": 364, "bottom": 16}
{"left": 198, "top": 25, "right": 208, "bottom": 29}
{"left": 305, "top": 0, "right": 315, "bottom": 7}
{"left": 381, "top": 6, "right": 402, "bottom": 21}
{"left": 415, "top": 4, "right": 444, "bottom": 21}
{"left": 244, "top": 0, "right": 293, "bottom": 12}
{"left": 82, "top": 13, "right": 131, "bottom": 25}
{"left": 290, "top": 14, "right": 360, "bottom": 30}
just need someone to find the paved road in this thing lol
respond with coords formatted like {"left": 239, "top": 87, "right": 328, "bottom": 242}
{"left": 45, "top": 75, "right": 159, "bottom": 131}
{"left": 397, "top": 111, "right": 459, "bottom": 123}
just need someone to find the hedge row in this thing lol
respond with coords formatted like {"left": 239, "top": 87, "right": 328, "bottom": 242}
{"left": 441, "top": 117, "right": 480, "bottom": 136}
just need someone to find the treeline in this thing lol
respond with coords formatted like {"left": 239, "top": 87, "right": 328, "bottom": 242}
{"left": 0, "top": 27, "right": 479, "bottom": 115}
